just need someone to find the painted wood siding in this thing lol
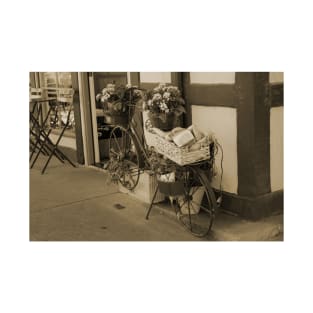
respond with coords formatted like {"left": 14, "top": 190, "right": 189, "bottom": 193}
{"left": 269, "top": 72, "right": 284, "bottom": 191}
{"left": 188, "top": 72, "right": 238, "bottom": 193}
{"left": 192, "top": 106, "right": 238, "bottom": 193}
{"left": 270, "top": 107, "right": 284, "bottom": 191}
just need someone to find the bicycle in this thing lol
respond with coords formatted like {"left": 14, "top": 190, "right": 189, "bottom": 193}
{"left": 104, "top": 86, "right": 218, "bottom": 237}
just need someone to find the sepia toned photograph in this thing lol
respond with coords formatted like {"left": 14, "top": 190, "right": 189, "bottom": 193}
{"left": 6, "top": 0, "right": 313, "bottom": 311}
{"left": 29, "top": 72, "right": 284, "bottom": 241}
{"left": 4, "top": 0, "right": 313, "bottom": 311}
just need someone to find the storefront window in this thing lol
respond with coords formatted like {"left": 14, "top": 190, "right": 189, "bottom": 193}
{"left": 39, "top": 72, "right": 77, "bottom": 159}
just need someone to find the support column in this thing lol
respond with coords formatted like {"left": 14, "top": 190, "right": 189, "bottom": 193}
{"left": 221, "top": 72, "right": 282, "bottom": 219}
{"left": 236, "top": 72, "right": 271, "bottom": 197}
{"left": 78, "top": 72, "right": 95, "bottom": 166}
{"left": 71, "top": 72, "right": 85, "bottom": 164}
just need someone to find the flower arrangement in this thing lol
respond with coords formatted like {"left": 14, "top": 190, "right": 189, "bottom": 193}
{"left": 96, "top": 83, "right": 143, "bottom": 116}
{"left": 145, "top": 83, "right": 186, "bottom": 122}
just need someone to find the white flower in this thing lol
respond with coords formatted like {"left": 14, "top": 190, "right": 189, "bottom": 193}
{"left": 159, "top": 101, "right": 169, "bottom": 112}
{"left": 96, "top": 93, "right": 102, "bottom": 101}
{"left": 152, "top": 93, "right": 162, "bottom": 101}
{"left": 163, "top": 92, "right": 171, "bottom": 99}
{"left": 154, "top": 83, "right": 166, "bottom": 93}
{"left": 103, "top": 83, "right": 115, "bottom": 94}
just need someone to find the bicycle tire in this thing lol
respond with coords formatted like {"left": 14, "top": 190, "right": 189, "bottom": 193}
{"left": 175, "top": 166, "right": 217, "bottom": 237}
{"left": 108, "top": 125, "right": 141, "bottom": 190}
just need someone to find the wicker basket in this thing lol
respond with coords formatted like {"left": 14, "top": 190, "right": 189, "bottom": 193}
{"left": 158, "top": 180, "right": 185, "bottom": 196}
{"left": 103, "top": 100, "right": 135, "bottom": 126}
{"left": 104, "top": 113, "right": 129, "bottom": 126}
{"left": 151, "top": 133, "right": 211, "bottom": 166}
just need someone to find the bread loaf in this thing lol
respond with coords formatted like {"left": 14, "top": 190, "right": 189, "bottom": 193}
{"left": 172, "top": 129, "right": 195, "bottom": 147}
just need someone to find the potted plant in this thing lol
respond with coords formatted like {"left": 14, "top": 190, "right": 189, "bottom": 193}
{"left": 96, "top": 83, "right": 143, "bottom": 125}
{"left": 145, "top": 83, "right": 186, "bottom": 131}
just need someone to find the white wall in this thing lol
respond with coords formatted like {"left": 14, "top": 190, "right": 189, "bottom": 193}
{"left": 192, "top": 106, "right": 238, "bottom": 194}
{"left": 270, "top": 72, "right": 284, "bottom": 83}
{"left": 270, "top": 107, "right": 284, "bottom": 191}
{"left": 190, "top": 72, "right": 235, "bottom": 84}
{"left": 140, "top": 72, "right": 171, "bottom": 83}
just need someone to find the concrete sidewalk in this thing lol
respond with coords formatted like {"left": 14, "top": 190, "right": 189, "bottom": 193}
{"left": 29, "top": 156, "right": 283, "bottom": 241}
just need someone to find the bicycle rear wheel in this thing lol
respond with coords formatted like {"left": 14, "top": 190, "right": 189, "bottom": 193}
{"left": 175, "top": 166, "right": 217, "bottom": 237}
{"left": 108, "top": 125, "right": 140, "bottom": 190}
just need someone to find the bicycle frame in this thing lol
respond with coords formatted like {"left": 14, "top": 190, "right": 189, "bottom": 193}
{"left": 128, "top": 118, "right": 152, "bottom": 169}
{"left": 106, "top": 87, "right": 218, "bottom": 237}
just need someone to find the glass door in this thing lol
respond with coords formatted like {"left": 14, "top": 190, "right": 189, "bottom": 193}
{"left": 89, "top": 72, "right": 128, "bottom": 167}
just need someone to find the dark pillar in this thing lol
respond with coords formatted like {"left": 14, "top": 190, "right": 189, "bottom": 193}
{"left": 236, "top": 72, "right": 271, "bottom": 197}
{"left": 71, "top": 72, "right": 85, "bottom": 164}
{"left": 224, "top": 72, "right": 277, "bottom": 219}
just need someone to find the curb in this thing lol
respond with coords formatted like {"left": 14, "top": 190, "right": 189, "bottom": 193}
{"left": 152, "top": 201, "right": 283, "bottom": 241}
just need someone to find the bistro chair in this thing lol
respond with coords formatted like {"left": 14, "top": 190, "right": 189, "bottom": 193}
{"left": 30, "top": 88, "right": 77, "bottom": 174}
{"left": 29, "top": 87, "right": 43, "bottom": 100}
{"left": 29, "top": 88, "right": 43, "bottom": 123}
{"left": 29, "top": 87, "right": 46, "bottom": 155}
{"left": 30, "top": 88, "right": 63, "bottom": 166}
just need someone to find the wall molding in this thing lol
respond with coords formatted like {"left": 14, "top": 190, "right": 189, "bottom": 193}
{"left": 216, "top": 189, "right": 283, "bottom": 220}
{"left": 139, "top": 82, "right": 159, "bottom": 91}
{"left": 183, "top": 72, "right": 238, "bottom": 108}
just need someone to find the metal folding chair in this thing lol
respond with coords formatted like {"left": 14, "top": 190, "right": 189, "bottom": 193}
{"left": 29, "top": 88, "right": 48, "bottom": 156}
{"left": 30, "top": 87, "right": 43, "bottom": 100}
{"left": 30, "top": 88, "right": 77, "bottom": 174}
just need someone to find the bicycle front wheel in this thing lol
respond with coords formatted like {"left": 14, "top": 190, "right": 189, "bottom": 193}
{"left": 175, "top": 166, "right": 217, "bottom": 237}
{"left": 108, "top": 125, "right": 140, "bottom": 190}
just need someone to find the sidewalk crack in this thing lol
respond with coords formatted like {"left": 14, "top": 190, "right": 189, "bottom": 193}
{"left": 31, "top": 191, "right": 121, "bottom": 212}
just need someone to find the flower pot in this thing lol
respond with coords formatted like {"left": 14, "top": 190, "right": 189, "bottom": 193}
{"left": 158, "top": 180, "right": 185, "bottom": 196}
{"left": 148, "top": 112, "right": 176, "bottom": 131}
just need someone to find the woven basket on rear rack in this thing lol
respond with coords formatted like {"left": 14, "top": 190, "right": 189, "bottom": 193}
{"left": 104, "top": 113, "right": 129, "bottom": 126}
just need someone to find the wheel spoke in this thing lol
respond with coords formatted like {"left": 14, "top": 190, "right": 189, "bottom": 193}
{"left": 178, "top": 196, "right": 188, "bottom": 209}
{"left": 199, "top": 203, "right": 213, "bottom": 214}
{"left": 110, "top": 149, "right": 120, "bottom": 157}
{"left": 113, "top": 132, "right": 122, "bottom": 153}
{"left": 127, "top": 170, "right": 135, "bottom": 185}
{"left": 126, "top": 167, "right": 140, "bottom": 174}
{"left": 188, "top": 199, "right": 193, "bottom": 231}
{"left": 189, "top": 202, "right": 197, "bottom": 213}
{"left": 190, "top": 185, "right": 200, "bottom": 196}
{"left": 108, "top": 126, "right": 140, "bottom": 191}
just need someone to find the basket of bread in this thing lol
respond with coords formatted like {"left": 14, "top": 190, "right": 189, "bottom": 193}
{"left": 147, "top": 123, "right": 215, "bottom": 166}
